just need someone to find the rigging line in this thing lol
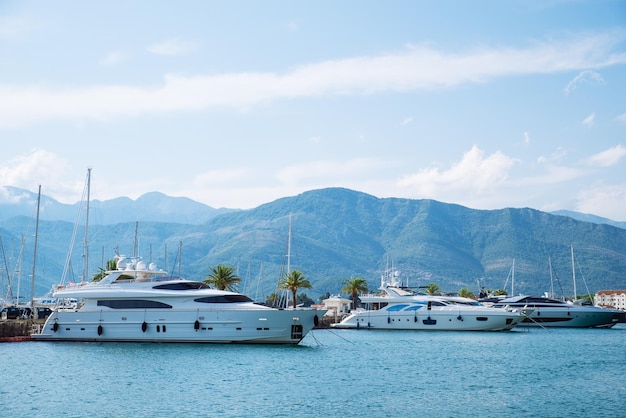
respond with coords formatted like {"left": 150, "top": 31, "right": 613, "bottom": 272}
{"left": 61, "top": 173, "right": 90, "bottom": 285}
{"left": 0, "top": 234, "right": 13, "bottom": 301}
{"left": 321, "top": 328, "right": 356, "bottom": 344}
{"left": 307, "top": 329, "right": 324, "bottom": 346}
{"left": 575, "top": 259, "right": 592, "bottom": 298}
{"left": 522, "top": 313, "right": 551, "bottom": 332}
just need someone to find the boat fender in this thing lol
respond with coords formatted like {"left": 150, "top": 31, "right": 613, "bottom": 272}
{"left": 387, "top": 316, "right": 391, "bottom": 324}
{"left": 356, "top": 321, "right": 360, "bottom": 329}
{"left": 367, "top": 322, "right": 371, "bottom": 328}
{"left": 414, "top": 315, "right": 418, "bottom": 322}
{"left": 457, "top": 315, "right": 463, "bottom": 321}
{"left": 427, "top": 301, "right": 432, "bottom": 311}
{"left": 313, "top": 315, "right": 319, "bottom": 326}
{"left": 97, "top": 325, "right": 103, "bottom": 336}
{"left": 141, "top": 321, "right": 148, "bottom": 332}
{"left": 194, "top": 320, "right": 200, "bottom": 330}
{"left": 52, "top": 321, "right": 59, "bottom": 332}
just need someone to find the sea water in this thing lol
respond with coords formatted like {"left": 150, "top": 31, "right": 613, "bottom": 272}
{"left": 1, "top": 325, "right": 625, "bottom": 417}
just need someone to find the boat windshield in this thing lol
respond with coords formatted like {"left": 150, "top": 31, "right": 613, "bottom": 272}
{"left": 153, "top": 282, "right": 210, "bottom": 290}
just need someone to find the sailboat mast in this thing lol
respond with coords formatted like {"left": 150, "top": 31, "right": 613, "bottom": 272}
{"left": 30, "top": 185, "right": 41, "bottom": 311}
{"left": 511, "top": 259, "right": 515, "bottom": 296}
{"left": 571, "top": 245, "right": 577, "bottom": 300}
{"left": 83, "top": 168, "right": 91, "bottom": 281}
{"left": 549, "top": 256, "right": 554, "bottom": 298}
{"left": 178, "top": 241, "right": 182, "bottom": 277}
{"left": 287, "top": 214, "right": 292, "bottom": 275}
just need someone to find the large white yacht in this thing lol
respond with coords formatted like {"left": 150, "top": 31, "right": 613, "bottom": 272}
{"left": 32, "top": 257, "right": 324, "bottom": 344}
{"left": 332, "top": 276, "right": 529, "bottom": 331}
{"left": 491, "top": 295, "right": 621, "bottom": 328}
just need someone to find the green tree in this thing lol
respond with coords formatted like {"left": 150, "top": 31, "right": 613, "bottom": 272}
{"left": 318, "top": 291, "right": 331, "bottom": 304}
{"left": 278, "top": 270, "right": 312, "bottom": 308}
{"left": 341, "top": 277, "right": 369, "bottom": 310}
{"left": 425, "top": 282, "right": 441, "bottom": 295}
{"left": 297, "top": 292, "right": 314, "bottom": 307}
{"left": 266, "top": 292, "right": 280, "bottom": 307}
{"left": 204, "top": 264, "right": 241, "bottom": 291}
{"left": 493, "top": 289, "right": 508, "bottom": 296}
{"left": 458, "top": 287, "right": 475, "bottom": 299}
{"left": 92, "top": 259, "right": 118, "bottom": 282}
{"left": 265, "top": 292, "right": 280, "bottom": 306}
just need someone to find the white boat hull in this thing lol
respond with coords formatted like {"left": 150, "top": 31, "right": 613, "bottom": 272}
{"left": 518, "top": 307, "right": 618, "bottom": 328}
{"left": 493, "top": 296, "right": 620, "bottom": 328}
{"left": 331, "top": 308, "right": 523, "bottom": 331}
{"left": 33, "top": 308, "right": 323, "bottom": 344}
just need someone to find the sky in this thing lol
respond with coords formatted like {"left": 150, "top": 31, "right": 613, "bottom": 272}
{"left": 1, "top": 1, "right": 626, "bottom": 221}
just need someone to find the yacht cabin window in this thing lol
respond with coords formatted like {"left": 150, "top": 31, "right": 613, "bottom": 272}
{"left": 97, "top": 300, "right": 172, "bottom": 309}
{"left": 194, "top": 295, "right": 253, "bottom": 303}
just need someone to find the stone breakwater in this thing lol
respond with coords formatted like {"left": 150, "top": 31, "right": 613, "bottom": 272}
{"left": 0, "top": 319, "right": 37, "bottom": 341}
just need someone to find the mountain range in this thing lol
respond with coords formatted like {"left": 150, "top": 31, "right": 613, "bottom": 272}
{"left": 1, "top": 186, "right": 625, "bottom": 302}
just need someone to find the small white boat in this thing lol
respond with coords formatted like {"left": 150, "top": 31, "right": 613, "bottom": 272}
{"left": 331, "top": 284, "right": 529, "bottom": 331}
{"left": 32, "top": 257, "right": 325, "bottom": 344}
{"left": 492, "top": 295, "right": 621, "bottom": 328}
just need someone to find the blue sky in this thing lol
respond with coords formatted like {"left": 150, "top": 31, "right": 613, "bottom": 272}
{"left": 1, "top": 1, "right": 625, "bottom": 220}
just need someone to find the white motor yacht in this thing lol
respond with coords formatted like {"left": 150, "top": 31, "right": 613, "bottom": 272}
{"left": 332, "top": 284, "right": 529, "bottom": 331}
{"left": 492, "top": 295, "right": 621, "bottom": 328}
{"left": 32, "top": 257, "right": 324, "bottom": 344}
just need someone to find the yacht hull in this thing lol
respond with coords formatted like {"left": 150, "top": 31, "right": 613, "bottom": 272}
{"left": 518, "top": 308, "right": 618, "bottom": 328}
{"left": 493, "top": 296, "right": 620, "bottom": 328}
{"left": 32, "top": 308, "right": 322, "bottom": 344}
{"left": 331, "top": 308, "right": 523, "bottom": 331}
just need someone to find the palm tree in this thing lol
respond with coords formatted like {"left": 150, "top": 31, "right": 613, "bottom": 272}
{"left": 341, "top": 277, "right": 368, "bottom": 310}
{"left": 277, "top": 270, "right": 312, "bottom": 308}
{"left": 458, "top": 287, "right": 475, "bottom": 299}
{"left": 493, "top": 289, "right": 508, "bottom": 296}
{"left": 204, "top": 264, "right": 241, "bottom": 291}
{"left": 425, "top": 282, "right": 441, "bottom": 295}
{"left": 92, "top": 259, "right": 118, "bottom": 282}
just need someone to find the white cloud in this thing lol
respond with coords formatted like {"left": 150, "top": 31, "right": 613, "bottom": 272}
{"left": 100, "top": 50, "right": 127, "bottom": 66}
{"left": 0, "top": 148, "right": 81, "bottom": 203}
{"left": 523, "top": 131, "right": 530, "bottom": 146}
{"left": 537, "top": 147, "right": 567, "bottom": 165}
{"left": 582, "top": 112, "right": 596, "bottom": 127}
{"left": 616, "top": 112, "right": 626, "bottom": 122}
{"left": 401, "top": 117, "right": 413, "bottom": 127}
{"left": 0, "top": 17, "right": 39, "bottom": 42}
{"left": 2, "top": 32, "right": 626, "bottom": 128}
{"left": 563, "top": 70, "right": 605, "bottom": 95}
{"left": 147, "top": 38, "right": 198, "bottom": 56}
{"left": 576, "top": 183, "right": 626, "bottom": 221}
{"left": 586, "top": 145, "right": 626, "bottom": 167}
{"left": 193, "top": 168, "right": 249, "bottom": 186}
{"left": 398, "top": 145, "right": 516, "bottom": 196}
{"left": 276, "top": 158, "right": 391, "bottom": 187}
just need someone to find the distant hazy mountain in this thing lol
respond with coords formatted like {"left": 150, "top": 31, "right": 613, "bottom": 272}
{"left": 0, "top": 186, "right": 237, "bottom": 224}
{"left": 550, "top": 210, "right": 626, "bottom": 230}
{"left": 1, "top": 187, "right": 625, "bottom": 302}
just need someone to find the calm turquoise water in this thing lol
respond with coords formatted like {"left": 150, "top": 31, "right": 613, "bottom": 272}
{"left": 2, "top": 325, "right": 625, "bottom": 417}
